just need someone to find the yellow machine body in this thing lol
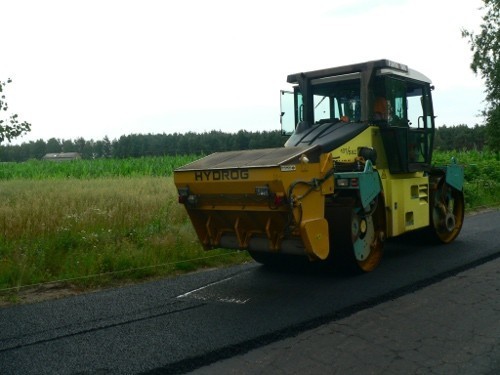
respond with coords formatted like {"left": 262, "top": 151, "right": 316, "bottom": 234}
{"left": 329, "top": 126, "right": 431, "bottom": 237}
{"left": 175, "top": 148, "right": 334, "bottom": 260}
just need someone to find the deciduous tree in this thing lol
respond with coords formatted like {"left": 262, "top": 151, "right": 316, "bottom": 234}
{"left": 462, "top": 0, "right": 500, "bottom": 151}
{"left": 0, "top": 79, "right": 31, "bottom": 143}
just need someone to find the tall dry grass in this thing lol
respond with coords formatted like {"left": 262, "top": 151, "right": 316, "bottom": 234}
{"left": 0, "top": 177, "right": 248, "bottom": 290}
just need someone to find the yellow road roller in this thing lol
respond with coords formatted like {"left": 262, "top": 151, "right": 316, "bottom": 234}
{"left": 174, "top": 59, "right": 465, "bottom": 272}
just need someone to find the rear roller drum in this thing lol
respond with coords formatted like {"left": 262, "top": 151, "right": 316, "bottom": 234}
{"left": 430, "top": 182, "right": 464, "bottom": 243}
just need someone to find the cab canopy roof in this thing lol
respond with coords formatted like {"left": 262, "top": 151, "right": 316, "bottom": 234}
{"left": 287, "top": 59, "right": 432, "bottom": 85}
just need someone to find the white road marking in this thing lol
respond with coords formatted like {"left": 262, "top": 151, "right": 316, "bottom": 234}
{"left": 176, "top": 276, "right": 250, "bottom": 304}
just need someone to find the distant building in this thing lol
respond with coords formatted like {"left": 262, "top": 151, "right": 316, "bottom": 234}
{"left": 42, "top": 152, "right": 81, "bottom": 161}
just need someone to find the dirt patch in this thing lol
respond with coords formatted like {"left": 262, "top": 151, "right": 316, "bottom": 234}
{"left": 0, "top": 283, "right": 96, "bottom": 308}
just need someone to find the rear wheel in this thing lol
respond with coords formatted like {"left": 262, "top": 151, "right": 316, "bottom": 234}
{"left": 429, "top": 182, "right": 465, "bottom": 243}
{"left": 327, "top": 197, "right": 385, "bottom": 273}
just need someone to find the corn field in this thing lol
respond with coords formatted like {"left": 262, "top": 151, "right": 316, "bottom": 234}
{"left": 0, "top": 155, "right": 200, "bottom": 180}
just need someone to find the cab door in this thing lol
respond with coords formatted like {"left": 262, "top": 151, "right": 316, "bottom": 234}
{"left": 376, "top": 76, "right": 434, "bottom": 173}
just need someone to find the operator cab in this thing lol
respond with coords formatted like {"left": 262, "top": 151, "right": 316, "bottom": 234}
{"left": 281, "top": 59, "right": 435, "bottom": 174}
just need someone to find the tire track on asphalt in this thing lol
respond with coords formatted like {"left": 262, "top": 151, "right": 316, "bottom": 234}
{"left": 0, "top": 302, "right": 205, "bottom": 353}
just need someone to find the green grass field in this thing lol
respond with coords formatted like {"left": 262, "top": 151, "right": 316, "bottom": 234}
{"left": 0, "top": 176, "right": 250, "bottom": 293}
{"left": 0, "top": 151, "right": 498, "bottom": 299}
{"left": 432, "top": 150, "right": 500, "bottom": 210}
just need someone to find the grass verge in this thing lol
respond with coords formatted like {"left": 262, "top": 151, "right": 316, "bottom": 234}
{"left": 0, "top": 176, "right": 250, "bottom": 304}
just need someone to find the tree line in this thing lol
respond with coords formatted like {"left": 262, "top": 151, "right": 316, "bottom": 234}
{"left": 0, "top": 130, "right": 285, "bottom": 162}
{"left": 0, "top": 125, "right": 490, "bottom": 163}
{"left": 433, "top": 124, "right": 487, "bottom": 151}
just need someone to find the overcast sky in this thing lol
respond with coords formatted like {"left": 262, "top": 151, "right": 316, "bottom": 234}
{"left": 1, "top": 0, "right": 486, "bottom": 144}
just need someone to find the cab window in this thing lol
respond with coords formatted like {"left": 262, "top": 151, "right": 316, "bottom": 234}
{"left": 311, "top": 79, "right": 361, "bottom": 124}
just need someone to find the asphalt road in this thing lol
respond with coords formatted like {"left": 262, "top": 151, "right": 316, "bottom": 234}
{"left": 0, "top": 210, "right": 498, "bottom": 375}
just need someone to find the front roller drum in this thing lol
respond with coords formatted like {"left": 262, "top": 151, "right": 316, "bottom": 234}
{"left": 327, "top": 197, "right": 385, "bottom": 273}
